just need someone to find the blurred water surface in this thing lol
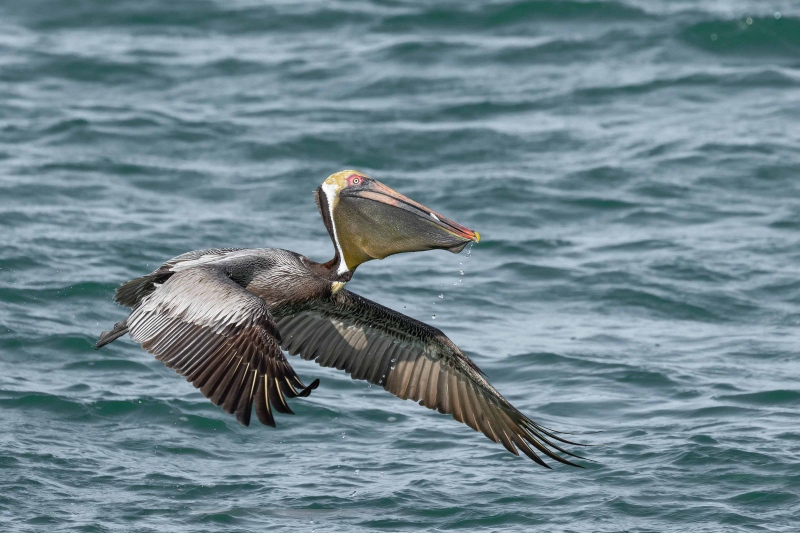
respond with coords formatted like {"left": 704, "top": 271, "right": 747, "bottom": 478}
{"left": 1, "top": 0, "right": 799, "bottom": 531}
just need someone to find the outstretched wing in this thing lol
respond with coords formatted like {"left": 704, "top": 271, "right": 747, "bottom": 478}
{"left": 126, "top": 265, "right": 318, "bottom": 426}
{"left": 273, "top": 290, "right": 583, "bottom": 467}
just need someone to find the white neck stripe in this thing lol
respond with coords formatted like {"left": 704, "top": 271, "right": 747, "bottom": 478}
{"left": 321, "top": 182, "right": 349, "bottom": 276}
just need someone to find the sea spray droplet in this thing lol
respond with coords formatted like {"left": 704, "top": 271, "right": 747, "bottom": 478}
{"left": 431, "top": 314, "right": 436, "bottom": 319}
{"left": 438, "top": 293, "right": 443, "bottom": 299}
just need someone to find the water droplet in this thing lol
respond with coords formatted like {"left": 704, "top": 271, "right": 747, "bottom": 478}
{"left": 388, "top": 416, "right": 396, "bottom": 422}
{"left": 746, "top": 17, "right": 752, "bottom": 25}
{"left": 710, "top": 33, "right": 717, "bottom": 41}
{"left": 431, "top": 314, "right": 436, "bottom": 319}
{"left": 390, "top": 358, "right": 396, "bottom": 363}
{"left": 349, "top": 490, "right": 356, "bottom": 497}
{"left": 438, "top": 293, "right": 443, "bottom": 299}
{"left": 341, "top": 432, "right": 346, "bottom": 439}
{"left": 379, "top": 472, "right": 384, "bottom": 476}
{"left": 354, "top": 469, "right": 360, "bottom": 475}
{"left": 775, "top": 11, "right": 781, "bottom": 19}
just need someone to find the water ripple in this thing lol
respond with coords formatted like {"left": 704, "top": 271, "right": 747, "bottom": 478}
{"left": 2, "top": 0, "right": 799, "bottom": 531}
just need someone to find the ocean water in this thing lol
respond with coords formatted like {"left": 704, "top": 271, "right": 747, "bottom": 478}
{"left": 1, "top": 0, "right": 799, "bottom": 531}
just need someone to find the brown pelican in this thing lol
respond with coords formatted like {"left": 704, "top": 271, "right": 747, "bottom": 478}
{"left": 97, "top": 170, "right": 583, "bottom": 467}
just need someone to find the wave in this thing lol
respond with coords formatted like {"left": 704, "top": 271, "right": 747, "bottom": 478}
{"left": 17, "top": 1, "right": 374, "bottom": 33}
{"left": 0, "top": 282, "right": 115, "bottom": 304}
{"left": 718, "top": 390, "right": 800, "bottom": 406}
{"left": 597, "top": 287, "right": 722, "bottom": 322}
{"left": 378, "top": 1, "right": 650, "bottom": 32}
{"left": 681, "top": 16, "right": 800, "bottom": 58}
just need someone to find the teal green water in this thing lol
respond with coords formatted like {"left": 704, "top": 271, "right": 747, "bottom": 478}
{"left": 2, "top": 1, "right": 800, "bottom": 531}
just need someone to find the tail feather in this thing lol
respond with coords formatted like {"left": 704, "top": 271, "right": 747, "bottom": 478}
{"left": 96, "top": 319, "right": 129, "bottom": 349}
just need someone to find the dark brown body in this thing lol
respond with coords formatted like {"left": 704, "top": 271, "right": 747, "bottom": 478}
{"left": 115, "top": 248, "right": 342, "bottom": 314}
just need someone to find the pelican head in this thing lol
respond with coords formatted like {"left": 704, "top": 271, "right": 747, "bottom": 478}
{"left": 315, "top": 170, "right": 480, "bottom": 274}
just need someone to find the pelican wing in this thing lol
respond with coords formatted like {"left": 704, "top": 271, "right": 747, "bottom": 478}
{"left": 126, "top": 266, "right": 318, "bottom": 427}
{"left": 274, "top": 290, "right": 582, "bottom": 467}
{"left": 114, "top": 247, "right": 244, "bottom": 308}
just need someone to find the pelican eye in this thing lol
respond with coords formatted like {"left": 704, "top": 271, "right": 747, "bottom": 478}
{"left": 352, "top": 178, "right": 360, "bottom": 185}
